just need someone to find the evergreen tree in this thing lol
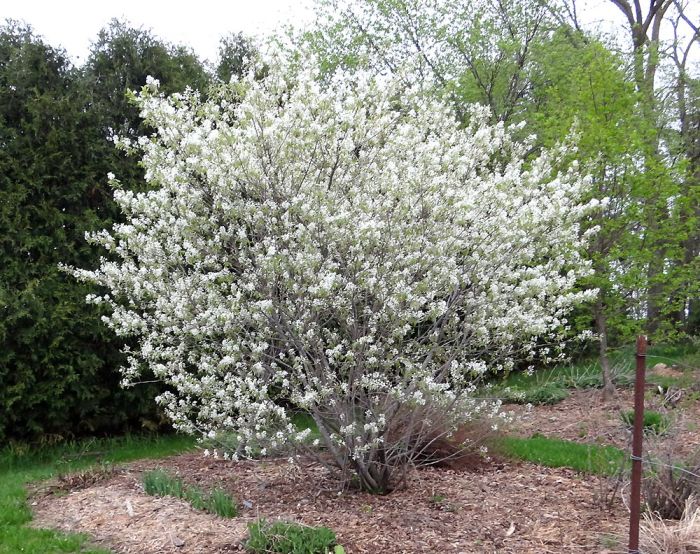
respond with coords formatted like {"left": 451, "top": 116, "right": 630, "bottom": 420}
{"left": 0, "top": 20, "right": 211, "bottom": 441}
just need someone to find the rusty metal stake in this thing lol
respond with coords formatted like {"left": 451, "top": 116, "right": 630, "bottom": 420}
{"left": 628, "top": 335, "right": 647, "bottom": 553}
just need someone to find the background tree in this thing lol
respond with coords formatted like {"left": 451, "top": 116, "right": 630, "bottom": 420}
{"left": 216, "top": 32, "right": 256, "bottom": 83}
{"left": 82, "top": 19, "right": 211, "bottom": 192}
{"left": 524, "top": 30, "right": 657, "bottom": 397}
{"left": 603, "top": 0, "right": 678, "bottom": 336}
{"left": 306, "top": 0, "right": 554, "bottom": 124}
{"left": 563, "top": 0, "right": 700, "bottom": 339}
{"left": 666, "top": 2, "right": 700, "bottom": 334}
{"left": 0, "top": 22, "right": 138, "bottom": 440}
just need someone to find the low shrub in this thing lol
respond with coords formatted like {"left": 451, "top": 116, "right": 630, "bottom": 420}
{"left": 643, "top": 456, "right": 700, "bottom": 520}
{"left": 246, "top": 519, "right": 340, "bottom": 554}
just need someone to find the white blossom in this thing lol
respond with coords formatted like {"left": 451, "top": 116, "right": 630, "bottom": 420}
{"left": 68, "top": 53, "right": 595, "bottom": 491}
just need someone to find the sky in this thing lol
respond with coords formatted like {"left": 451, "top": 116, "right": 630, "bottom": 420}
{"left": 0, "top": 0, "right": 315, "bottom": 64}
{"left": 0, "top": 0, "right": 697, "bottom": 69}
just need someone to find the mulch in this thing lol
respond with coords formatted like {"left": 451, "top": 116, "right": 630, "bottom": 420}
{"left": 31, "top": 451, "right": 627, "bottom": 553}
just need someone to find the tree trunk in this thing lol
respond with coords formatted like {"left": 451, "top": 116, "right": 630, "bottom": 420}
{"left": 608, "top": 0, "right": 672, "bottom": 337}
{"left": 681, "top": 89, "right": 700, "bottom": 334}
{"left": 595, "top": 296, "right": 616, "bottom": 401}
{"left": 645, "top": 240, "right": 665, "bottom": 337}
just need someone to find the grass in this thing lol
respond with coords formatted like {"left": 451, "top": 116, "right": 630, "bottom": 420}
{"left": 142, "top": 469, "right": 237, "bottom": 518}
{"left": 0, "top": 433, "right": 196, "bottom": 554}
{"left": 246, "top": 519, "right": 340, "bottom": 554}
{"left": 290, "top": 412, "right": 322, "bottom": 443}
{"left": 496, "top": 435, "right": 627, "bottom": 476}
{"left": 620, "top": 409, "right": 670, "bottom": 435}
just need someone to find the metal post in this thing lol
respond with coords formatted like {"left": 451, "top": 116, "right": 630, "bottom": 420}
{"left": 628, "top": 335, "right": 647, "bottom": 553}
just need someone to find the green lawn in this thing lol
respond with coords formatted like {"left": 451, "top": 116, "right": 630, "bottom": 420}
{"left": 495, "top": 435, "right": 627, "bottom": 476}
{"left": 0, "top": 434, "right": 196, "bottom": 554}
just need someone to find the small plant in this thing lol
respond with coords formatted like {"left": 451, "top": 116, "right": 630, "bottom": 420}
{"left": 610, "top": 359, "right": 635, "bottom": 386}
{"left": 558, "top": 364, "right": 603, "bottom": 389}
{"left": 429, "top": 492, "right": 457, "bottom": 512}
{"left": 594, "top": 454, "right": 629, "bottom": 510}
{"left": 598, "top": 533, "right": 619, "bottom": 550}
{"left": 142, "top": 468, "right": 184, "bottom": 497}
{"left": 142, "top": 469, "right": 237, "bottom": 518}
{"left": 185, "top": 485, "right": 205, "bottom": 511}
{"left": 620, "top": 410, "right": 669, "bottom": 435}
{"left": 205, "top": 487, "right": 237, "bottom": 518}
{"left": 246, "top": 519, "right": 339, "bottom": 554}
{"left": 566, "top": 373, "right": 603, "bottom": 389}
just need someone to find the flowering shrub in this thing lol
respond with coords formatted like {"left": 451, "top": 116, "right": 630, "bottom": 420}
{"left": 69, "top": 56, "right": 596, "bottom": 492}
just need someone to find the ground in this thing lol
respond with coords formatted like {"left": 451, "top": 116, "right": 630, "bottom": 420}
{"left": 31, "top": 453, "right": 626, "bottom": 553}
{"left": 26, "top": 363, "right": 700, "bottom": 553}
{"left": 510, "top": 386, "right": 700, "bottom": 458}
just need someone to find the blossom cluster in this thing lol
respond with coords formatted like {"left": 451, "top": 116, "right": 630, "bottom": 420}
{"left": 70, "top": 54, "right": 595, "bottom": 487}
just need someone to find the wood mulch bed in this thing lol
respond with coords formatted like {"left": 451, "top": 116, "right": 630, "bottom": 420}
{"left": 31, "top": 450, "right": 627, "bottom": 553}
